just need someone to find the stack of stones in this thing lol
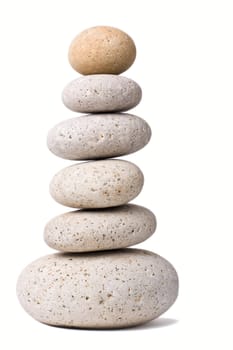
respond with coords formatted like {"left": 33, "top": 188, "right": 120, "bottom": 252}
{"left": 17, "top": 26, "right": 178, "bottom": 329}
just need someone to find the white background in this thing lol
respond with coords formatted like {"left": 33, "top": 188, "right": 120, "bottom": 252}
{"left": 0, "top": 0, "right": 233, "bottom": 349}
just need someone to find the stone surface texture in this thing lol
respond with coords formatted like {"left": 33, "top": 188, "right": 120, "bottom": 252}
{"left": 49, "top": 160, "right": 144, "bottom": 209}
{"left": 62, "top": 75, "right": 142, "bottom": 113}
{"left": 47, "top": 113, "right": 151, "bottom": 160}
{"left": 44, "top": 204, "right": 156, "bottom": 252}
{"left": 17, "top": 249, "right": 179, "bottom": 329}
{"left": 68, "top": 26, "right": 136, "bottom": 75}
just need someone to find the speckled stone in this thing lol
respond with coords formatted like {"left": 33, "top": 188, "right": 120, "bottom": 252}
{"left": 44, "top": 204, "right": 156, "bottom": 252}
{"left": 17, "top": 249, "right": 179, "bottom": 329}
{"left": 47, "top": 113, "right": 151, "bottom": 160}
{"left": 49, "top": 160, "right": 144, "bottom": 209}
{"left": 62, "top": 75, "right": 142, "bottom": 113}
{"left": 68, "top": 26, "right": 136, "bottom": 75}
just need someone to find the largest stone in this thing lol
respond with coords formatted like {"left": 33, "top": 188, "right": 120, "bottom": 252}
{"left": 17, "top": 249, "right": 179, "bottom": 329}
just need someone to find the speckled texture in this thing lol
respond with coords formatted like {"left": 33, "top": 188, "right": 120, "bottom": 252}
{"left": 17, "top": 249, "right": 179, "bottom": 329}
{"left": 49, "top": 160, "right": 144, "bottom": 209}
{"left": 62, "top": 75, "right": 142, "bottom": 113}
{"left": 68, "top": 26, "right": 136, "bottom": 75}
{"left": 47, "top": 113, "right": 151, "bottom": 160}
{"left": 44, "top": 204, "right": 156, "bottom": 252}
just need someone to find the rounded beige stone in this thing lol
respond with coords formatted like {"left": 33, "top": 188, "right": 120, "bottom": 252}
{"left": 17, "top": 249, "right": 179, "bottom": 329}
{"left": 49, "top": 160, "right": 144, "bottom": 209}
{"left": 44, "top": 204, "right": 156, "bottom": 252}
{"left": 62, "top": 75, "right": 142, "bottom": 113}
{"left": 68, "top": 26, "right": 136, "bottom": 75}
{"left": 47, "top": 113, "right": 151, "bottom": 160}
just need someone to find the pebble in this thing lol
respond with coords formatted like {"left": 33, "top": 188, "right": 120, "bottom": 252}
{"left": 44, "top": 204, "right": 156, "bottom": 252}
{"left": 62, "top": 75, "right": 142, "bottom": 113}
{"left": 49, "top": 160, "right": 144, "bottom": 209}
{"left": 68, "top": 26, "right": 136, "bottom": 75}
{"left": 17, "top": 249, "right": 179, "bottom": 329}
{"left": 47, "top": 113, "right": 151, "bottom": 160}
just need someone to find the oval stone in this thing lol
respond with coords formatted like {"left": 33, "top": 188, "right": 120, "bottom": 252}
{"left": 49, "top": 160, "right": 144, "bottom": 209}
{"left": 17, "top": 249, "right": 179, "bottom": 328}
{"left": 62, "top": 75, "right": 142, "bottom": 113}
{"left": 44, "top": 204, "right": 156, "bottom": 252}
{"left": 68, "top": 26, "right": 136, "bottom": 75}
{"left": 47, "top": 113, "right": 151, "bottom": 160}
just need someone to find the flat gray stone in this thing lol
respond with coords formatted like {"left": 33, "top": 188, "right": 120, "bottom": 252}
{"left": 47, "top": 113, "right": 151, "bottom": 160}
{"left": 62, "top": 75, "right": 142, "bottom": 113}
{"left": 17, "top": 249, "right": 179, "bottom": 329}
{"left": 49, "top": 159, "right": 144, "bottom": 209}
{"left": 44, "top": 204, "right": 156, "bottom": 252}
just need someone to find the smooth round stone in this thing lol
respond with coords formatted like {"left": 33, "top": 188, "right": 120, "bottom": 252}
{"left": 49, "top": 160, "right": 144, "bottom": 209}
{"left": 47, "top": 113, "right": 151, "bottom": 160}
{"left": 17, "top": 249, "right": 179, "bottom": 329}
{"left": 44, "top": 204, "right": 156, "bottom": 252}
{"left": 68, "top": 26, "right": 136, "bottom": 75}
{"left": 62, "top": 75, "right": 142, "bottom": 113}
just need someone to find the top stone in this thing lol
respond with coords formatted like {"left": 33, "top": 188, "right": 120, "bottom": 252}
{"left": 68, "top": 26, "right": 136, "bottom": 75}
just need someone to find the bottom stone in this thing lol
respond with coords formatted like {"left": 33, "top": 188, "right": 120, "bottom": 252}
{"left": 17, "top": 249, "right": 178, "bottom": 329}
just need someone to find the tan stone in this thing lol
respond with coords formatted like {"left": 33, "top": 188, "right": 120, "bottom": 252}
{"left": 68, "top": 26, "right": 136, "bottom": 75}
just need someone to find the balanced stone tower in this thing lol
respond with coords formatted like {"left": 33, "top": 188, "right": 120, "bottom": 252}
{"left": 17, "top": 26, "right": 179, "bottom": 329}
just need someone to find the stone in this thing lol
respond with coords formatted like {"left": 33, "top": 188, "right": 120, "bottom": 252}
{"left": 49, "top": 159, "right": 144, "bottom": 209}
{"left": 17, "top": 249, "right": 179, "bottom": 329}
{"left": 44, "top": 204, "right": 156, "bottom": 252}
{"left": 68, "top": 26, "right": 136, "bottom": 75}
{"left": 47, "top": 113, "right": 151, "bottom": 160}
{"left": 62, "top": 75, "right": 142, "bottom": 113}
